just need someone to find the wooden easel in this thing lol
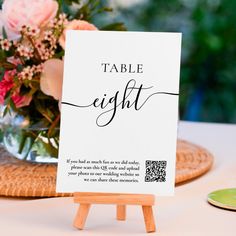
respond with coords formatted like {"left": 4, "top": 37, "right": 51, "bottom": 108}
{"left": 73, "top": 192, "right": 156, "bottom": 233}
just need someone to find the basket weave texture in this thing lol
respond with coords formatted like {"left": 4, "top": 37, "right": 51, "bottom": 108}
{"left": 0, "top": 140, "right": 213, "bottom": 197}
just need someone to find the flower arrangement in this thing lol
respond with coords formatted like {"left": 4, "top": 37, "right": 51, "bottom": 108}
{"left": 0, "top": 0, "right": 125, "bottom": 161}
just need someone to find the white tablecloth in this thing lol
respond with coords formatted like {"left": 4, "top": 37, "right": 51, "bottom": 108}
{"left": 0, "top": 121, "right": 235, "bottom": 236}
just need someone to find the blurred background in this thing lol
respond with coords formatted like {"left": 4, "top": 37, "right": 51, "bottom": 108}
{"left": 95, "top": 0, "right": 236, "bottom": 123}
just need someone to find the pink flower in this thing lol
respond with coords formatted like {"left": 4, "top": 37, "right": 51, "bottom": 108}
{"left": 0, "top": 70, "right": 32, "bottom": 108}
{"left": 0, "top": 11, "right": 19, "bottom": 40}
{"left": 1, "top": 0, "right": 58, "bottom": 39}
{"left": 59, "top": 20, "right": 98, "bottom": 49}
{"left": 40, "top": 59, "right": 64, "bottom": 100}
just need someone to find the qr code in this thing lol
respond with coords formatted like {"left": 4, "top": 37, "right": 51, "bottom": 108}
{"left": 145, "top": 160, "right": 167, "bottom": 182}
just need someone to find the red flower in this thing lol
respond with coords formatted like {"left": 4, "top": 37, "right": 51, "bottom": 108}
{"left": 12, "top": 92, "right": 32, "bottom": 108}
{"left": 0, "top": 70, "right": 32, "bottom": 108}
{"left": 0, "top": 71, "right": 14, "bottom": 104}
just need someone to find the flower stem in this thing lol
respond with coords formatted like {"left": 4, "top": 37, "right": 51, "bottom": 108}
{"left": 48, "top": 114, "right": 60, "bottom": 137}
{"left": 26, "top": 35, "right": 42, "bottom": 62}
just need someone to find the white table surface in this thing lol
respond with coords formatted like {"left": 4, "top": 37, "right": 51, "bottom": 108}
{"left": 0, "top": 121, "right": 235, "bottom": 236}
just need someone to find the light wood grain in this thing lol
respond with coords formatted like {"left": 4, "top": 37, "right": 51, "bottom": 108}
{"left": 73, "top": 193, "right": 156, "bottom": 232}
{"left": 116, "top": 205, "right": 126, "bottom": 221}
{"left": 74, "top": 193, "right": 155, "bottom": 205}
{"left": 142, "top": 206, "right": 156, "bottom": 233}
{"left": 73, "top": 204, "right": 91, "bottom": 230}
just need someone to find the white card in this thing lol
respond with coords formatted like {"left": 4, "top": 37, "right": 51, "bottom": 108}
{"left": 56, "top": 31, "right": 181, "bottom": 195}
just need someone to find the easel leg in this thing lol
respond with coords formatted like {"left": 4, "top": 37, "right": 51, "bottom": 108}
{"left": 116, "top": 205, "right": 126, "bottom": 221}
{"left": 142, "top": 206, "right": 156, "bottom": 233}
{"left": 73, "top": 193, "right": 156, "bottom": 232}
{"left": 73, "top": 204, "right": 91, "bottom": 230}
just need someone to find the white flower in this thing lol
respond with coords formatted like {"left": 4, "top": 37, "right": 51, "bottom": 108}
{"left": 0, "top": 38, "right": 12, "bottom": 51}
{"left": 0, "top": 11, "right": 20, "bottom": 40}
{"left": 19, "top": 66, "right": 34, "bottom": 80}
{"left": 16, "top": 45, "right": 33, "bottom": 59}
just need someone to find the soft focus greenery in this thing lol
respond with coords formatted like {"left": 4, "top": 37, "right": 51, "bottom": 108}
{"left": 57, "top": 0, "right": 126, "bottom": 30}
{"left": 106, "top": 0, "right": 236, "bottom": 123}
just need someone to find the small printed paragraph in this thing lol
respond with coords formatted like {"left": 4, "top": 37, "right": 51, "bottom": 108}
{"left": 66, "top": 159, "right": 140, "bottom": 183}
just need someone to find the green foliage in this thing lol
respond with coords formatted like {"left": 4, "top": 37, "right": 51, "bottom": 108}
{"left": 57, "top": 0, "right": 111, "bottom": 20}
{"left": 57, "top": 0, "right": 126, "bottom": 30}
{"left": 116, "top": 0, "right": 236, "bottom": 123}
{"left": 100, "top": 22, "right": 126, "bottom": 31}
{"left": 0, "top": 67, "right": 5, "bottom": 81}
{"left": 1, "top": 27, "right": 8, "bottom": 39}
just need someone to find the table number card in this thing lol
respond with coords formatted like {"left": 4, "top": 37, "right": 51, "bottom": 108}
{"left": 56, "top": 31, "right": 181, "bottom": 195}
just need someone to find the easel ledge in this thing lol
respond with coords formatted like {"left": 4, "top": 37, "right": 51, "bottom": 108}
{"left": 73, "top": 192, "right": 156, "bottom": 233}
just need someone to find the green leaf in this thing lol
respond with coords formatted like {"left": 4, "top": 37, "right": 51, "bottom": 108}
{"left": 0, "top": 67, "right": 5, "bottom": 81}
{"left": 0, "top": 49, "right": 6, "bottom": 60}
{"left": 36, "top": 92, "right": 52, "bottom": 100}
{"left": 3, "top": 106, "right": 9, "bottom": 117}
{"left": 18, "top": 133, "right": 28, "bottom": 154}
{"left": 74, "top": 0, "right": 107, "bottom": 20}
{"left": 100, "top": 7, "right": 113, "bottom": 12}
{"left": 16, "top": 64, "right": 24, "bottom": 72}
{"left": 9, "top": 98, "right": 16, "bottom": 111}
{"left": 100, "top": 22, "right": 127, "bottom": 31}
{"left": 22, "top": 136, "right": 35, "bottom": 160}
{"left": 60, "top": 0, "right": 81, "bottom": 5}
{"left": 39, "top": 136, "right": 59, "bottom": 157}
{"left": 46, "top": 108, "right": 55, "bottom": 120}
{"left": 4, "top": 90, "right": 11, "bottom": 102}
{"left": 34, "top": 99, "right": 54, "bottom": 123}
{"left": 0, "top": 61, "right": 15, "bottom": 70}
{"left": 54, "top": 50, "right": 65, "bottom": 58}
{"left": 57, "top": 0, "right": 62, "bottom": 8}
{"left": 2, "top": 27, "right": 8, "bottom": 39}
